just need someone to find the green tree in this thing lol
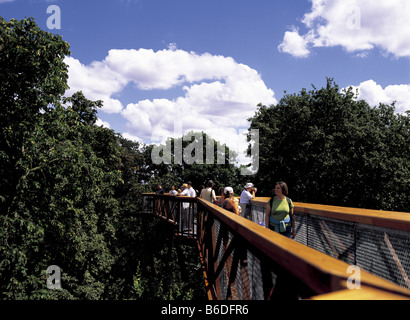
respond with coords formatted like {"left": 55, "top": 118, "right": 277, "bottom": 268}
{"left": 149, "top": 131, "right": 246, "bottom": 194}
{"left": 1, "top": 93, "right": 125, "bottom": 299}
{"left": 0, "top": 17, "right": 70, "bottom": 217}
{"left": 0, "top": 17, "right": 125, "bottom": 299}
{"left": 247, "top": 78, "right": 409, "bottom": 211}
{"left": 0, "top": 17, "right": 209, "bottom": 300}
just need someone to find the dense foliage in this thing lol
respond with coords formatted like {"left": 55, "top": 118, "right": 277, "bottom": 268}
{"left": 0, "top": 17, "right": 206, "bottom": 300}
{"left": 148, "top": 131, "right": 248, "bottom": 194}
{"left": 247, "top": 79, "right": 410, "bottom": 212}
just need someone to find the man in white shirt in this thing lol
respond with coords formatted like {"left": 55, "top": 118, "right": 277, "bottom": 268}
{"left": 179, "top": 182, "right": 196, "bottom": 232}
{"left": 180, "top": 183, "right": 189, "bottom": 196}
{"left": 239, "top": 183, "right": 257, "bottom": 220}
{"left": 186, "top": 181, "right": 196, "bottom": 197}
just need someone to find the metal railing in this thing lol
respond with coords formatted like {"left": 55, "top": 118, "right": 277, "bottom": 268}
{"left": 250, "top": 198, "right": 410, "bottom": 290}
{"left": 142, "top": 193, "right": 199, "bottom": 238}
{"left": 141, "top": 193, "right": 410, "bottom": 300}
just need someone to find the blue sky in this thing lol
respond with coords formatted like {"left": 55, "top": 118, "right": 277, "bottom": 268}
{"left": 2, "top": 0, "right": 410, "bottom": 164}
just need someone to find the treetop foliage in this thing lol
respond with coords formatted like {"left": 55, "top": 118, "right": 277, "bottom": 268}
{"left": 248, "top": 78, "right": 409, "bottom": 212}
{"left": 0, "top": 17, "right": 204, "bottom": 300}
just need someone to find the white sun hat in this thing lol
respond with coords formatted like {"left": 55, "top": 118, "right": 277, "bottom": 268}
{"left": 224, "top": 187, "right": 234, "bottom": 194}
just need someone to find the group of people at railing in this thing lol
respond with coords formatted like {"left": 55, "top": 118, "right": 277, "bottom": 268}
{"left": 153, "top": 179, "right": 296, "bottom": 239}
{"left": 155, "top": 182, "right": 196, "bottom": 197}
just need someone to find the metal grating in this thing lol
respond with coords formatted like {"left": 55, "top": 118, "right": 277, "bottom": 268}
{"left": 251, "top": 204, "right": 266, "bottom": 226}
{"left": 294, "top": 213, "right": 308, "bottom": 246}
{"left": 207, "top": 213, "right": 286, "bottom": 300}
{"left": 356, "top": 224, "right": 410, "bottom": 289}
{"left": 254, "top": 206, "right": 410, "bottom": 290}
{"left": 307, "top": 215, "right": 356, "bottom": 265}
{"left": 206, "top": 213, "right": 312, "bottom": 300}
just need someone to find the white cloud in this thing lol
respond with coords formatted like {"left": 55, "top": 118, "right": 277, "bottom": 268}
{"left": 121, "top": 132, "right": 143, "bottom": 144}
{"left": 65, "top": 48, "right": 276, "bottom": 165}
{"left": 102, "top": 48, "right": 258, "bottom": 91}
{"left": 95, "top": 118, "right": 111, "bottom": 128}
{"left": 347, "top": 80, "right": 410, "bottom": 113}
{"left": 279, "top": 0, "right": 410, "bottom": 58}
{"left": 65, "top": 56, "right": 126, "bottom": 113}
{"left": 278, "top": 28, "right": 313, "bottom": 58}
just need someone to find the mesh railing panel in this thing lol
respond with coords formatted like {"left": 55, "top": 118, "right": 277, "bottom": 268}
{"left": 247, "top": 251, "right": 263, "bottom": 300}
{"left": 294, "top": 213, "right": 308, "bottom": 246}
{"left": 255, "top": 207, "right": 410, "bottom": 290}
{"left": 356, "top": 224, "right": 410, "bottom": 289}
{"left": 250, "top": 203, "right": 266, "bottom": 226}
{"left": 200, "top": 206, "right": 313, "bottom": 300}
{"left": 306, "top": 215, "right": 356, "bottom": 265}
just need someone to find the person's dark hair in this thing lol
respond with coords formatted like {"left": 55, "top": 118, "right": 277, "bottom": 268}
{"left": 276, "top": 181, "right": 289, "bottom": 195}
{"left": 206, "top": 180, "right": 215, "bottom": 187}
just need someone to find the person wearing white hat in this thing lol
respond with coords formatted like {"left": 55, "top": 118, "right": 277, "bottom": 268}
{"left": 239, "top": 183, "right": 257, "bottom": 219}
{"left": 219, "top": 187, "right": 239, "bottom": 215}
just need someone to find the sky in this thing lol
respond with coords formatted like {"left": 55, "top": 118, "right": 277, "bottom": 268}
{"left": 2, "top": 0, "right": 410, "bottom": 165}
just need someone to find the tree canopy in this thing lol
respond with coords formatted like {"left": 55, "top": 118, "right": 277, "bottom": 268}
{"left": 247, "top": 78, "right": 410, "bottom": 212}
{"left": 148, "top": 131, "right": 247, "bottom": 194}
{"left": 0, "top": 17, "right": 210, "bottom": 300}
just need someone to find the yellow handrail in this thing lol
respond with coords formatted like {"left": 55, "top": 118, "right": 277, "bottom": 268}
{"left": 251, "top": 197, "right": 410, "bottom": 231}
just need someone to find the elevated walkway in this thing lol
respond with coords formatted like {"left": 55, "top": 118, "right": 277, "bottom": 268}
{"left": 142, "top": 193, "right": 410, "bottom": 300}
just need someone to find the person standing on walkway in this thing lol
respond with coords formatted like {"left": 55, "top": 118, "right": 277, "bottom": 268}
{"left": 179, "top": 182, "right": 196, "bottom": 232}
{"left": 169, "top": 185, "right": 178, "bottom": 196}
{"left": 265, "top": 181, "right": 295, "bottom": 239}
{"left": 239, "top": 183, "right": 257, "bottom": 220}
{"left": 219, "top": 187, "right": 240, "bottom": 215}
{"left": 155, "top": 184, "right": 165, "bottom": 194}
{"left": 199, "top": 180, "right": 217, "bottom": 203}
{"left": 185, "top": 181, "right": 196, "bottom": 197}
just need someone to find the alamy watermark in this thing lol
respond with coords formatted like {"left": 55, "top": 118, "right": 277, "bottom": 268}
{"left": 347, "top": 265, "right": 361, "bottom": 289}
{"left": 47, "top": 5, "right": 61, "bottom": 30}
{"left": 46, "top": 265, "right": 62, "bottom": 290}
{"left": 151, "top": 122, "right": 259, "bottom": 176}
{"left": 345, "top": 4, "right": 361, "bottom": 30}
